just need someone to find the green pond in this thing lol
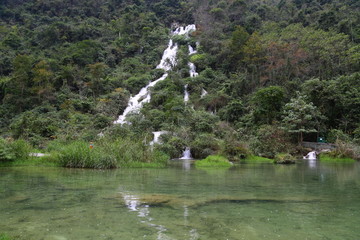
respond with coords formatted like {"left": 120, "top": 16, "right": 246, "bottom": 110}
{"left": 1, "top": 160, "right": 360, "bottom": 240}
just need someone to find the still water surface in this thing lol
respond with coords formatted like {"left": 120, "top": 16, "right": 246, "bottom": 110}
{"left": 1, "top": 160, "right": 360, "bottom": 240}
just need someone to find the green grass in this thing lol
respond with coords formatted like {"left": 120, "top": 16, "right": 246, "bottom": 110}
{"left": 195, "top": 155, "right": 232, "bottom": 168}
{"left": 50, "top": 138, "right": 169, "bottom": 169}
{"left": 1, "top": 137, "right": 170, "bottom": 169}
{"left": 243, "top": 155, "right": 273, "bottom": 163}
{"left": 0, "top": 156, "right": 58, "bottom": 167}
{"left": 319, "top": 154, "right": 356, "bottom": 163}
{"left": 56, "top": 141, "right": 117, "bottom": 169}
{"left": 0, "top": 233, "right": 12, "bottom": 240}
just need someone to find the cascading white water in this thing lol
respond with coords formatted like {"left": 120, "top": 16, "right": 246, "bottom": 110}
{"left": 149, "top": 131, "right": 168, "bottom": 146}
{"left": 188, "top": 45, "right": 197, "bottom": 55}
{"left": 188, "top": 62, "right": 199, "bottom": 78}
{"left": 184, "top": 84, "right": 189, "bottom": 103}
{"left": 303, "top": 151, "right": 317, "bottom": 160}
{"left": 201, "top": 88, "right": 208, "bottom": 98}
{"left": 173, "top": 25, "right": 196, "bottom": 36}
{"left": 180, "top": 147, "right": 193, "bottom": 159}
{"left": 183, "top": 36, "right": 199, "bottom": 104}
{"left": 114, "top": 25, "right": 196, "bottom": 125}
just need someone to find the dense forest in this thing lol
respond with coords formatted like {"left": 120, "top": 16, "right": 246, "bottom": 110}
{"left": 0, "top": 0, "right": 359, "bottom": 162}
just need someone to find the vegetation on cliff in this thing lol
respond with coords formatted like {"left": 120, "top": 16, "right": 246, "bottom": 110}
{"left": 1, "top": 0, "right": 359, "bottom": 166}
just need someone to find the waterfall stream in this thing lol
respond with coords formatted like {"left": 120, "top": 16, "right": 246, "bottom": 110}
{"left": 114, "top": 24, "right": 196, "bottom": 125}
{"left": 180, "top": 147, "right": 193, "bottom": 160}
{"left": 184, "top": 84, "right": 190, "bottom": 103}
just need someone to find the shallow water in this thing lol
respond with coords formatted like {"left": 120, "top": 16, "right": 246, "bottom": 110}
{"left": 1, "top": 160, "right": 360, "bottom": 240}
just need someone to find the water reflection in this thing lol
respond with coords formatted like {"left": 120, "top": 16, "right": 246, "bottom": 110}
{"left": 308, "top": 159, "right": 317, "bottom": 168}
{"left": 1, "top": 163, "right": 360, "bottom": 240}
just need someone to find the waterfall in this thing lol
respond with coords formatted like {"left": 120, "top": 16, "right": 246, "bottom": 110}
{"left": 114, "top": 25, "right": 196, "bottom": 125}
{"left": 201, "top": 88, "right": 208, "bottom": 98}
{"left": 303, "top": 151, "right": 317, "bottom": 160}
{"left": 188, "top": 45, "right": 197, "bottom": 55}
{"left": 180, "top": 147, "right": 193, "bottom": 160}
{"left": 149, "top": 131, "right": 168, "bottom": 146}
{"left": 183, "top": 37, "right": 199, "bottom": 104}
{"left": 188, "top": 62, "right": 199, "bottom": 78}
{"left": 184, "top": 84, "right": 189, "bottom": 103}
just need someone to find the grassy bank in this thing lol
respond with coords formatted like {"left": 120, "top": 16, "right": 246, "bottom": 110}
{"left": 51, "top": 138, "right": 169, "bottom": 169}
{"left": 242, "top": 155, "right": 273, "bottom": 163}
{"left": 1, "top": 137, "right": 169, "bottom": 169}
{"left": 319, "top": 154, "right": 356, "bottom": 163}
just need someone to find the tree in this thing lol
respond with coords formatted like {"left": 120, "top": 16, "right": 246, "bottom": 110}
{"left": 282, "top": 93, "right": 321, "bottom": 143}
{"left": 252, "top": 86, "right": 286, "bottom": 124}
{"left": 32, "top": 60, "right": 54, "bottom": 101}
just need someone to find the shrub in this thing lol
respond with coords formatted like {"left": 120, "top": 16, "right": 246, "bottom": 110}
{"left": 0, "top": 138, "right": 15, "bottom": 162}
{"left": 250, "top": 125, "right": 294, "bottom": 158}
{"left": 274, "top": 153, "right": 296, "bottom": 164}
{"left": 56, "top": 141, "right": 117, "bottom": 169}
{"left": 191, "top": 134, "right": 221, "bottom": 159}
{"left": 195, "top": 155, "right": 232, "bottom": 168}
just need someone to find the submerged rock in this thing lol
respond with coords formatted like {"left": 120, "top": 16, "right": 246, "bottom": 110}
{"left": 117, "top": 193, "right": 322, "bottom": 209}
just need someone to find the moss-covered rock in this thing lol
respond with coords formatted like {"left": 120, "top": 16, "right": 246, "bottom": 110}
{"left": 195, "top": 155, "right": 232, "bottom": 168}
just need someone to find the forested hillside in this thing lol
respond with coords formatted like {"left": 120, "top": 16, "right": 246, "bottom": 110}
{"left": 1, "top": 0, "right": 359, "bottom": 160}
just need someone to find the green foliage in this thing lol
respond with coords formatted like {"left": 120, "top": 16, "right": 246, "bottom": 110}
{"left": 54, "top": 137, "right": 169, "bottom": 169}
{"left": 56, "top": 141, "right": 117, "bottom": 169}
{"left": 0, "top": 233, "right": 12, "bottom": 240}
{"left": 282, "top": 93, "right": 322, "bottom": 142}
{"left": 250, "top": 125, "right": 293, "bottom": 158}
{"left": 274, "top": 153, "right": 296, "bottom": 164}
{"left": 0, "top": 138, "right": 31, "bottom": 162}
{"left": 0, "top": 0, "right": 359, "bottom": 159}
{"left": 0, "top": 138, "right": 15, "bottom": 162}
{"left": 244, "top": 155, "right": 273, "bottom": 163}
{"left": 191, "top": 133, "right": 221, "bottom": 159}
{"left": 252, "top": 86, "right": 285, "bottom": 124}
{"left": 195, "top": 155, "right": 232, "bottom": 168}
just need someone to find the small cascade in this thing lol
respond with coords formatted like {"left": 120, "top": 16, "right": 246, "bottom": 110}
{"left": 201, "top": 88, "right": 208, "bottom": 98}
{"left": 149, "top": 131, "right": 168, "bottom": 146}
{"left": 188, "top": 62, "right": 199, "bottom": 78}
{"left": 184, "top": 84, "right": 190, "bottom": 103}
{"left": 188, "top": 45, "right": 197, "bottom": 55}
{"left": 303, "top": 151, "right": 317, "bottom": 160}
{"left": 180, "top": 147, "right": 193, "bottom": 160}
{"left": 114, "top": 25, "right": 196, "bottom": 125}
{"left": 113, "top": 73, "right": 168, "bottom": 124}
{"left": 173, "top": 24, "right": 196, "bottom": 36}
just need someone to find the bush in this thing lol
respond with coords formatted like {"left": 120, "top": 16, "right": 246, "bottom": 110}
{"left": 9, "top": 139, "right": 32, "bottom": 160}
{"left": 56, "top": 141, "right": 117, "bottom": 169}
{"left": 0, "top": 138, "right": 15, "bottom": 162}
{"left": 328, "top": 140, "right": 356, "bottom": 159}
{"left": 191, "top": 134, "right": 221, "bottom": 159}
{"left": 250, "top": 125, "right": 294, "bottom": 158}
{"left": 195, "top": 155, "right": 232, "bottom": 168}
{"left": 54, "top": 138, "right": 169, "bottom": 169}
{"left": 274, "top": 153, "right": 296, "bottom": 164}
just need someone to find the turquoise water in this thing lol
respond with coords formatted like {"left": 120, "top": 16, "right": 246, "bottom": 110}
{"left": 1, "top": 160, "right": 360, "bottom": 240}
